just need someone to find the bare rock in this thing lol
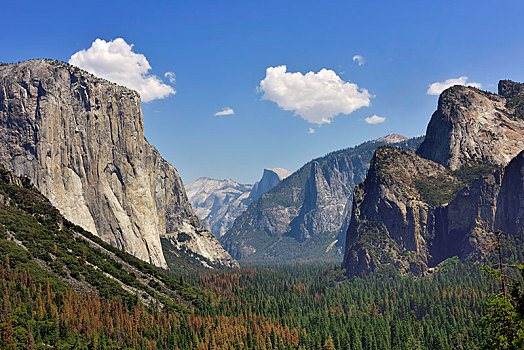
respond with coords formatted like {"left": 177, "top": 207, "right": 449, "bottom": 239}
{"left": 0, "top": 59, "right": 237, "bottom": 268}
{"left": 222, "top": 136, "right": 423, "bottom": 261}
{"left": 417, "top": 84, "right": 524, "bottom": 170}
{"left": 186, "top": 177, "right": 253, "bottom": 237}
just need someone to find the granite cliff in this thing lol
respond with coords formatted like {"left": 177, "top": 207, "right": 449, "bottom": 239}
{"left": 0, "top": 59, "right": 237, "bottom": 268}
{"left": 417, "top": 82, "right": 524, "bottom": 170}
{"left": 343, "top": 81, "right": 524, "bottom": 276}
{"left": 495, "top": 150, "right": 524, "bottom": 237}
{"left": 249, "top": 168, "right": 291, "bottom": 201}
{"left": 221, "top": 135, "right": 423, "bottom": 261}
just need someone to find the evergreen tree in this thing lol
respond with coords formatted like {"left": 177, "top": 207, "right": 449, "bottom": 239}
{"left": 481, "top": 231, "right": 524, "bottom": 349}
{"left": 323, "top": 336, "right": 335, "bottom": 350}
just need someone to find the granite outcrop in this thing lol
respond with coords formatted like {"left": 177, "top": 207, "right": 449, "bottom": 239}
{"left": 0, "top": 59, "right": 237, "bottom": 268}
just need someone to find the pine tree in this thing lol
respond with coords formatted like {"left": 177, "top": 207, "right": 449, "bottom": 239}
{"left": 481, "top": 231, "right": 524, "bottom": 349}
{"left": 323, "top": 336, "right": 335, "bottom": 350}
{"left": 26, "top": 324, "right": 36, "bottom": 350}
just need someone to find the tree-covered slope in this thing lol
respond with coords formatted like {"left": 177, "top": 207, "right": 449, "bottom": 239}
{"left": 0, "top": 163, "right": 513, "bottom": 349}
{"left": 0, "top": 164, "right": 221, "bottom": 347}
{"left": 221, "top": 135, "right": 424, "bottom": 262}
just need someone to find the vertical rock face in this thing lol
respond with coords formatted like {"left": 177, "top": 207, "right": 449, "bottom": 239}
{"left": 495, "top": 151, "right": 524, "bottom": 236}
{"left": 416, "top": 84, "right": 524, "bottom": 170}
{"left": 249, "top": 168, "right": 291, "bottom": 201}
{"left": 344, "top": 81, "right": 524, "bottom": 276}
{"left": 221, "top": 135, "right": 423, "bottom": 261}
{"left": 343, "top": 148, "right": 464, "bottom": 275}
{"left": 0, "top": 59, "right": 237, "bottom": 268}
{"left": 343, "top": 147, "right": 522, "bottom": 276}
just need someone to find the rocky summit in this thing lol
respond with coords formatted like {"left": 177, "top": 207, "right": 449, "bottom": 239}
{"left": 249, "top": 168, "right": 291, "bottom": 201}
{"left": 186, "top": 168, "right": 290, "bottom": 238}
{"left": 221, "top": 135, "right": 423, "bottom": 261}
{"left": 0, "top": 59, "right": 237, "bottom": 268}
{"left": 417, "top": 82, "right": 524, "bottom": 170}
{"left": 343, "top": 81, "right": 524, "bottom": 276}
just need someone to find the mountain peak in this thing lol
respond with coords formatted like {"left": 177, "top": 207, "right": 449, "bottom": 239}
{"left": 250, "top": 168, "right": 292, "bottom": 201}
{"left": 417, "top": 80, "right": 524, "bottom": 170}
{"left": 265, "top": 168, "right": 292, "bottom": 180}
{"left": 374, "top": 134, "right": 408, "bottom": 144}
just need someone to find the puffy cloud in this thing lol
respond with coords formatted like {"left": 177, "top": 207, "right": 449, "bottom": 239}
{"left": 308, "top": 128, "right": 315, "bottom": 134}
{"left": 164, "top": 71, "right": 176, "bottom": 84}
{"left": 69, "top": 38, "right": 175, "bottom": 102}
{"left": 426, "top": 76, "right": 481, "bottom": 95}
{"left": 258, "top": 65, "right": 372, "bottom": 125}
{"left": 353, "top": 55, "right": 365, "bottom": 66}
{"left": 365, "top": 115, "right": 386, "bottom": 124}
{"left": 214, "top": 107, "right": 235, "bottom": 116}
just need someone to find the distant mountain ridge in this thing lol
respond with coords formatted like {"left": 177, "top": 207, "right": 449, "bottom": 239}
{"left": 343, "top": 81, "right": 524, "bottom": 276}
{"left": 221, "top": 134, "right": 424, "bottom": 262}
{"left": 186, "top": 168, "right": 290, "bottom": 237}
{"left": 186, "top": 178, "right": 253, "bottom": 237}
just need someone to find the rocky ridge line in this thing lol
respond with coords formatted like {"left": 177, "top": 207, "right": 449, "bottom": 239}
{"left": 343, "top": 81, "right": 524, "bottom": 276}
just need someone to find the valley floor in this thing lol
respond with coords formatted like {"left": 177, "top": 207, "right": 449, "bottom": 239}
{"left": 179, "top": 260, "right": 493, "bottom": 350}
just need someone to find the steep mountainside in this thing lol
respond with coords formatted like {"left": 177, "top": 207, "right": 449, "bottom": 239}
{"left": 249, "top": 168, "right": 291, "bottom": 201}
{"left": 417, "top": 81, "right": 524, "bottom": 170}
{"left": 221, "top": 135, "right": 423, "bottom": 261}
{"left": 343, "top": 81, "right": 524, "bottom": 276}
{"left": 186, "top": 168, "right": 290, "bottom": 238}
{"left": 0, "top": 59, "right": 237, "bottom": 268}
{"left": 342, "top": 147, "right": 497, "bottom": 275}
{"left": 495, "top": 150, "right": 524, "bottom": 237}
{"left": 186, "top": 178, "right": 253, "bottom": 237}
{"left": 0, "top": 164, "right": 205, "bottom": 310}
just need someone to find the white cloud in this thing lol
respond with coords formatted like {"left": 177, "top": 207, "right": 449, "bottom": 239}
{"left": 258, "top": 65, "right": 372, "bottom": 125}
{"left": 69, "top": 38, "right": 175, "bottom": 102}
{"left": 164, "top": 71, "right": 176, "bottom": 84}
{"left": 214, "top": 107, "right": 235, "bottom": 116}
{"left": 365, "top": 115, "right": 386, "bottom": 124}
{"left": 308, "top": 128, "right": 315, "bottom": 134}
{"left": 353, "top": 55, "right": 365, "bottom": 66}
{"left": 426, "top": 76, "right": 482, "bottom": 95}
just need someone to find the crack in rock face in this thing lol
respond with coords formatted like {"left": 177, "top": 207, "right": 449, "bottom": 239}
{"left": 0, "top": 59, "right": 237, "bottom": 269}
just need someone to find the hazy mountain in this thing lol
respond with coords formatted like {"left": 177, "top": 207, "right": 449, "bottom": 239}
{"left": 249, "top": 168, "right": 291, "bottom": 201}
{"left": 221, "top": 134, "right": 423, "bottom": 262}
{"left": 186, "top": 168, "right": 291, "bottom": 237}
{"left": 186, "top": 178, "right": 253, "bottom": 237}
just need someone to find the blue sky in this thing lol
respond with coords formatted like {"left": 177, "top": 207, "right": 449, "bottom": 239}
{"left": 1, "top": 0, "right": 523, "bottom": 183}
